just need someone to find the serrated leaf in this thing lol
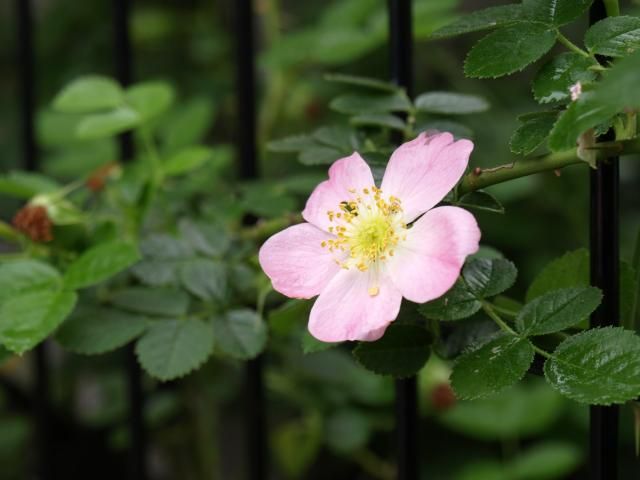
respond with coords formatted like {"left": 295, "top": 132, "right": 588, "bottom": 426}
{"left": 415, "top": 91, "right": 489, "bottom": 114}
{"left": 64, "top": 241, "right": 140, "bottom": 290}
{"left": 544, "top": 327, "right": 640, "bottom": 404}
{"left": 324, "top": 73, "right": 399, "bottom": 92}
{"left": 140, "top": 233, "right": 193, "bottom": 259}
{"left": 212, "top": 309, "right": 267, "bottom": 360}
{"left": 418, "top": 279, "right": 482, "bottom": 321}
{"left": 527, "top": 249, "right": 589, "bottom": 301}
{"left": 464, "top": 258, "right": 517, "bottom": 298}
{"left": 135, "top": 318, "right": 213, "bottom": 380}
{"left": 111, "top": 287, "right": 190, "bottom": 317}
{"left": 125, "top": 81, "right": 174, "bottom": 122}
{"left": 56, "top": 306, "right": 148, "bottom": 354}
{"left": 458, "top": 190, "right": 505, "bottom": 214}
{"left": 516, "top": 287, "right": 602, "bottom": 336}
{"left": 131, "top": 259, "right": 181, "bottom": 286}
{"left": 451, "top": 334, "right": 534, "bottom": 399}
{"left": 548, "top": 50, "right": 640, "bottom": 151}
{"left": 178, "top": 219, "right": 230, "bottom": 257}
{"left": 464, "top": 23, "right": 557, "bottom": 79}
{"left": 0, "top": 259, "right": 62, "bottom": 304}
{"left": 0, "top": 290, "right": 77, "bottom": 354}
{"left": 350, "top": 113, "right": 405, "bottom": 131}
{"left": 533, "top": 53, "right": 597, "bottom": 104}
{"left": 53, "top": 75, "right": 124, "bottom": 113}
{"left": 330, "top": 92, "right": 411, "bottom": 114}
{"left": 585, "top": 16, "right": 640, "bottom": 58}
{"left": 522, "top": 0, "right": 593, "bottom": 26}
{"left": 431, "top": 4, "right": 522, "bottom": 39}
{"left": 312, "top": 125, "right": 357, "bottom": 151}
{"left": 179, "top": 259, "right": 227, "bottom": 302}
{"left": 352, "top": 324, "right": 431, "bottom": 378}
{"left": 76, "top": 107, "right": 141, "bottom": 140}
{"left": 510, "top": 111, "right": 557, "bottom": 155}
{"left": 162, "top": 146, "right": 213, "bottom": 176}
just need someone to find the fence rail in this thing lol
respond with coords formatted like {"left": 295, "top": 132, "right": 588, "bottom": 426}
{"left": 10, "top": 0, "right": 627, "bottom": 479}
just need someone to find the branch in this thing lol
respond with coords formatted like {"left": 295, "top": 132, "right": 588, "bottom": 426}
{"left": 458, "top": 137, "right": 640, "bottom": 195}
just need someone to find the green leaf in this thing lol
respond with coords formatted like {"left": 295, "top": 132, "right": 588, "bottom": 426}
{"left": 516, "top": 287, "right": 602, "bottom": 336}
{"left": 162, "top": 145, "right": 213, "bottom": 176}
{"left": 451, "top": 334, "right": 535, "bottom": 399}
{"left": 56, "top": 306, "right": 148, "bottom": 354}
{"left": 159, "top": 96, "right": 215, "bottom": 151}
{"left": 212, "top": 309, "right": 267, "bottom": 360}
{"left": 179, "top": 259, "right": 227, "bottom": 302}
{"left": 324, "top": 73, "right": 399, "bottom": 92}
{"left": 0, "top": 171, "right": 60, "bottom": 199}
{"left": 135, "top": 318, "right": 213, "bottom": 380}
{"left": 544, "top": 327, "right": 640, "bottom": 404}
{"left": 508, "top": 442, "right": 582, "bottom": 480}
{"left": 312, "top": 125, "right": 358, "bottom": 151}
{"left": 301, "top": 330, "right": 339, "bottom": 354}
{"left": 0, "top": 290, "right": 77, "bottom": 354}
{"left": 0, "top": 260, "right": 62, "bottom": 304}
{"left": 76, "top": 107, "right": 141, "bottom": 140}
{"left": 352, "top": 324, "right": 431, "bottom": 378}
{"left": 548, "top": 50, "right": 640, "bottom": 151}
{"left": 267, "top": 134, "right": 316, "bottom": 153}
{"left": 125, "top": 81, "right": 174, "bottom": 122}
{"left": 350, "top": 113, "right": 406, "bottom": 131}
{"left": 431, "top": 4, "right": 522, "bottom": 39}
{"left": 298, "top": 146, "right": 344, "bottom": 165}
{"left": 440, "top": 378, "right": 564, "bottom": 439}
{"left": 510, "top": 111, "right": 557, "bottom": 155}
{"left": 526, "top": 249, "right": 589, "bottom": 301}
{"left": 415, "top": 91, "right": 489, "bottom": 114}
{"left": 131, "top": 259, "right": 180, "bottom": 287}
{"left": 586, "top": 15, "right": 640, "bottom": 57}
{"left": 330, "top": 92, "right": 412, "bottom": 114}
{"left": 140, "top": 233, "right": 193, "bottom": 259}
{"left": 415, "top": 119, "right": 474, "bottom": 140}
{"left": 64, "top": 241, "right": 140, "bottom": 290}
{"left": 464, "top": 23, "right": 556, "bottom": 79}
{"left": 533, "top": 53, "right": 597, "bottom": 104}
{"left": 111, "top": 287, "right": 190, "bottom": 317}
{"left": 178, "top": 219, "right": 230, "bottom": 257}
{"left": 458, "top": 191, "right": 504, "bottom": 214}
{"left": 522, "top": 0, "right": 593, "bottom": 26}
{"left": 419, "top": 279, "right": 481, "bottom": 321}
{"left": 464, "top": 258, "right": 518, "bottom": 298}
{"left": 53, "top": 75, "right": 124, "bottom": 113}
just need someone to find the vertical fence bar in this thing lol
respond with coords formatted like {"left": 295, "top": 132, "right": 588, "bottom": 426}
{"left": 16, "top": 1, "right": 54, "bottom": 478}
{"left": 235, "top": 1, "right": 265, "bottom": 479}
{"left": 589, "top": 2, "right": 619, "bottom": 480}
{"left": 387, "top": 2, "right": 418, "bottom": 480}
{"left": 113, "top": 1, "right": 147, "bottom": 479}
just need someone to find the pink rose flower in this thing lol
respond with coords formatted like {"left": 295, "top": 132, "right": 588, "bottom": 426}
{"left": 259, "top": 132, "right": 481, "bottom": 342}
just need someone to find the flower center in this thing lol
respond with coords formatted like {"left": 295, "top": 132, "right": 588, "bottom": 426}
{"left": 320, "top": 185, "right": 407, "bottom": 295}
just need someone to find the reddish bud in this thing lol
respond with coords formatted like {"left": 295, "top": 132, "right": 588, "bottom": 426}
{"left": 12, "top": 205, "right": 53, "bottom": 242}
{"left": 85, "top": 162, "right": 120, "bottom": 192}
{"left": 473, "top": 167, "right": 482, "bottom": 176}
{"left": 430, "top": 383, "right": 457, "bottom": 412}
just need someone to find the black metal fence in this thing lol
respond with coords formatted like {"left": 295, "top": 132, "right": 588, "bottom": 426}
{"left": 11, "top": 0, "right": 623, "bottom": 479}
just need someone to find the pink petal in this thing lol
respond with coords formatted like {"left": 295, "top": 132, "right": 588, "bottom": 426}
{"left": 259, "top": 223, "right": 341, "bottom": 299}
{"left": 381, "top": 132, "right": 473, "bottom": 222}
{"left": 387, "top": 206, "right": 480, "bottom": 303}
{"left": 309, "top": 268, "right": 402, "bottom": 342}
{"left": 302, "top": 152, "right": 375, "bottom": 232}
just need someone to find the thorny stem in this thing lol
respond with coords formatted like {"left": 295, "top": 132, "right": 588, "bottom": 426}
{"left": 458, "top": 137, "right": 640, "bottom": 195}
{"left": 556, "top": 30, "right": 591, "bottom": 58}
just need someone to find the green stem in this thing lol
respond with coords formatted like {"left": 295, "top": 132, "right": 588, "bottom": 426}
{"left": 556, "top": 31, "right": 591, "bottom": 58}
{"left": 480, "top": 300, "right": 519, "bottom": 336}
{"left": 458, "top": 137, "right": 640, "bottom": 195}
{"left": 603, "top": 0, "right": 620, "bottom": 17}
{"left": 531, "top": 343, "right": 553, "bottom": 359}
